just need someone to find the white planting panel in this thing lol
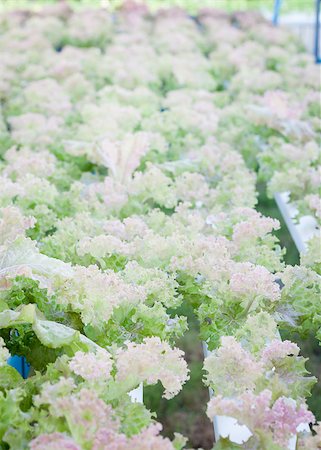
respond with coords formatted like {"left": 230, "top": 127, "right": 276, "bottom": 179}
{"left": 274, "top": 192, "right": 318, "bottom": 253}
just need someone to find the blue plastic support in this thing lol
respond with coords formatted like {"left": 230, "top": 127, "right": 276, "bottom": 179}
{"left": 315, "top": 0, "right": 321, "bottom": 63}
{"left": 272, "top": 0, "right": 282, "bottom": 26}
{"left": 8, "top": 355, "right": 30, "bottom": 379}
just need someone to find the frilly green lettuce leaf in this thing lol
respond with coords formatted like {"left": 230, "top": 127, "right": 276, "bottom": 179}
{"left": 0, "top": 388, "right": 25, "bottom": 442}
{"left": 0, "top": 304, "right": 98, "bottom": 355}
{"left": 115, "top": 396, "right": 153, "bottom": 437}
{"left": 0, "top": 365, "right": 22, "bottom": 389}
{"left": 213, "top": 437, "right": 243, "bottom": 449}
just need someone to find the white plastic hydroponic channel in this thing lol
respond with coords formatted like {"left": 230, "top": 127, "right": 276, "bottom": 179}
{"left": 275, "top": 192, "right": 319, "bottom": 254}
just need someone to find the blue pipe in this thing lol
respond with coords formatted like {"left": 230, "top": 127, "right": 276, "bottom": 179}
{"left": 315, "top": 0, "right": 321, "bottom": 63}
{"left": 273, "top": 0, "right": 282, "bottom": 26}
{"left": 8, "top": 356, "right": 30, "bottom": 379}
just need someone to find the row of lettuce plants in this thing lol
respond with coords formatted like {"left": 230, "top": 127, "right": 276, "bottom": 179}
{"left": 0, "top": 2, "right": 320, "bottom": 449}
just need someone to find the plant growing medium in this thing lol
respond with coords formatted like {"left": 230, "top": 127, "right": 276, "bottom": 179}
{"left": 0, "top": 1, "right": 320, "bottom": 449}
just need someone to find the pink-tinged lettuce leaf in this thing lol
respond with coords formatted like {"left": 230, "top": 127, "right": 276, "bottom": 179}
{"left": 0, "top": 206, "right": 36, "bottom": 246}
{"left": 96, "top": 132, "right": 150, "bottom": 183}
{"left": 0, "top": 236, "right": 73, "bottom": 287}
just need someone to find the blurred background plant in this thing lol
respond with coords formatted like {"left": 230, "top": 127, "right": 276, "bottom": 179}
{"left": 0, "top": 0, "right": 315, "bottom": 13}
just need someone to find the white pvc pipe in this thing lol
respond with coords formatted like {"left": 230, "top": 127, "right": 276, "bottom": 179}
{"left": 129, "top": 383, "right": 143, "bottom": 403}
{"left": 274, "top": 192, "right": 318, "bottom": 253}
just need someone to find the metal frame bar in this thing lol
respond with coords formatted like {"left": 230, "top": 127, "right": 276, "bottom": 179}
{"left": 315, "top": 0, "right": 321, "bottom": 62}
{"left": 273, "top": 0, "right": 283, "bottom": 25}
